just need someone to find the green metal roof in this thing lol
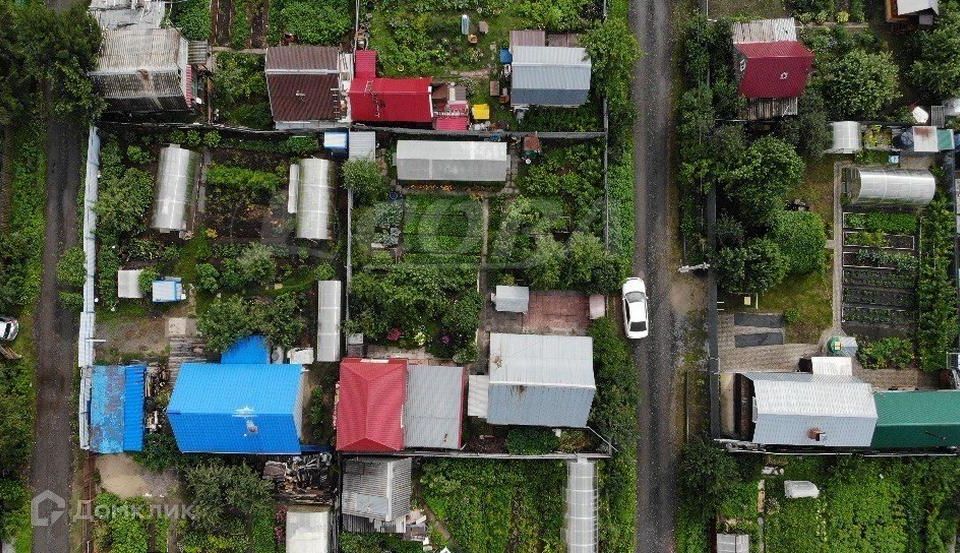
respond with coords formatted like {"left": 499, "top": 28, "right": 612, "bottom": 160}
{"left": 872, "top": 391, "right": 960, "bottom": 449}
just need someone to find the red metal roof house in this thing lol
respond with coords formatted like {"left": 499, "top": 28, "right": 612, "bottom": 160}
{"left": 734, "top": 41, "right": 814, "bottom": 99}
{"left": 348, "top": 50, "right": 434, "bottom": 124}
{"left": 336, "top": 358, "right": 407, "bottom": 452}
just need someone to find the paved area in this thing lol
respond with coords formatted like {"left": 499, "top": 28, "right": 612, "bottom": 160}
{"left": 487, "top": 291, "right": 592, "bottom": 336}
{"left": 854, "top": 365, "right": 939, "bottom": 390}
{"left": 31, "top": 118, "right": 82, "bottom": 553}
{"left": 630, "top": 0, "right": 679, "bottom": 548}
{"left": 718, "top": 314, "right": 819, "bottom": 372}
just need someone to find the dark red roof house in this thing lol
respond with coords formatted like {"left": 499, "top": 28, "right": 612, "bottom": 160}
{"left": 265, "top": 46, "right": 343, "bottom": 130}
{"left": 734, "top": 41, "right": 814, "bottom": 99}
{"left": 348, "top": 50, "right": 434, "bottom": 124}
{"left": 336, "top": 358, "right": 407, "bottom": 452}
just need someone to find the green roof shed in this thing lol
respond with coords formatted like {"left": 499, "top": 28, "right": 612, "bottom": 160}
{"left": 872, "top": 391, "right": 960, "bottom": 449}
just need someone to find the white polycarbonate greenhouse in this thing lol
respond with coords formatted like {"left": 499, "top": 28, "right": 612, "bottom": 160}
{"left": 151, "top": 145, "right": 199, "bottom": 232}
{"left": 565, "top": 458, "right": 598, "bottom": 553}
{"left": 828, "top": 121, "right": 861, "bottom": 154}
{"left": 847, "top": 167, "right": 936, "bottom": 207}
{"left": 294, "top": 158, "right": 336, "bottom": 240}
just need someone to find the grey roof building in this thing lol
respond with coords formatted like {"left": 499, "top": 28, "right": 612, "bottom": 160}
{"left": 316, "top": 280, "right": 341, "bottom": 362}
{"left": 510, "top": 46, "right": 592, "bottom": 107}
{"left": 89, "top": 0, "right": 165, "bottom": 31}
{"left": 396, "top": 140, "right": 508, "bottom": 182}
{"left": 341, "top": 457, "right": 412, "bottom": 528}
{"left": 717, "top": 534, "right": 750, "bottom": 553}
{"left": 481, "top": 333, "right": 595, "bottom": 427}
{"left": 286, "top": 506, "right": 330, "bottom": 553}
{"left": 403, "top": 365, "right": 466, "bottom": 449}
{"left": 741, "top": 372, "right": 877, "bottom": 447}
{"left": 90, "top": 27, "right": 191, "bottom": 112}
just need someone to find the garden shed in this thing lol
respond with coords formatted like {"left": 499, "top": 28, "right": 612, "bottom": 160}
{"left": 116, "top": 269, "right": 143, "bottom": 299}
{"left": 828, "top": 121, "right": 862, "bottom": 154}
{"left": 483, "top": 333, "right": 595, "bottom": 427}
{"left": 167, "top": 362, "right": 306, "bottom": 454}
{"left": 292, "top": 158, "right": 336, "bottom": 240}
{"left": 740, "top": 372, "right": 877, "bottom": 447}
{"left": 348, "top": 131, "right": 376, "bottom": 160}
{"left": 717, "top": 534, "right": 750, "bottom": 553}
{"left": 336, "top": 358, "right": 407, "bottom": 452}
{"left": 87, "top": 364, "right": 145, "bottom": 454}
{"left": 403, "top": 365, "right": 466, "bottom": 450}
{"left": 565, "top": 458, "right": 598, "bottom": 553}
{"left": 286, "top": 506, "right": 330, "bottom": 553}
{"left": 493, "top": 285, "right": 530, "bottom": 313}
{"left": 396, "top": 140, "right": 508, "bottom": 182}
{"left": 341, "top": 457, "right": 412, "bottom": 528}
{"left": 265, "top": 46, "right": 343, "bottom": 130}
{"left": 872, "top": 391, "right": 960, "bottom": 449}
{"left": 730, "top": 18, "right": 809, "bottom": 119}
{"left": 510, "top": 46, "right": 592, "bottom": 107}
{"left": 151, "top": 144, "right": 199, "bottom": 233}
{"left": 846, "top": 167, "right": 936, "bottom": 207}
{"left": 316, "top": 280, "right": 342, "bottom": 363}
{"left": 90, "top": 27, "right": 191, "bottom": 112}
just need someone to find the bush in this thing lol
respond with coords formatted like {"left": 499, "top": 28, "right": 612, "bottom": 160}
{"left": 910, "top": 1, "right": 960, "bottom": 100}
{"left": 95, "top": 167, "right": 155, "bottom": 238}
{"left": 858, "top": 337, "right": 915, "bottom": 370}
{"left": 137, "top": 267, "right": 159, "bottom": 296}
{"left": 778, "top": 90, "right": 830, "bottom": 160}
{"left": 314, "top": 262, "right": 336, "bottom": 281}
{"left": 197, "top": 296, "right": 255, "bottom": 352}
{"left": 236, "top": 243, "right": 276, "bottom": 286}
{"left": 283, "top": 135, "right": 319, "bottom": 156}
{"left": 583, "top": 17, "right": 641, "bottom": 117}
{"left": 57, "top": 246, "right": 86, "bottom": 288}
{"left": 58, "top": 290, "right": 84, "bottom": 312}
{"left": 255, "top": 293, "right": 304, "bottom": 349}
{"left": 772, "top": 211, "right": 826, "bottom": 274}
{"left": 126, "top": 144, "right": 153, "bottom": 164}
{"left": 205, "top": 165, "right": 282, "bottom": 202}
{"left": 528, "top": 236, "right": 566, "bottom": 290}
{"left": 342, "top": 159, "right": 388, "bottom": 206}
{"left": 276, "top": 2, "right": 351, "bottom": 45}
{"left": 183, "top": 462, "right": 271, "bottom": 533}
{"left": 566, "top": 231, "right": 624, "bottom": 293}
{"left": 917, "top": 196, "right": 958, "bottom": 371}
{"left": 172, "top": 0, "right": 211, "bottom": 41}
{"left": 133, "top": 433, "right": 181, "bottom": 472}
{"left": 195, "top": 263, "right": 220, "bottom": 293}
{"left": 678, "top": 440, "right": 740, "bottom": 517}
{"left": 818, "top": 49, "right": 899, "bottom": 120}
{"left": 715, "top": 238, "right": 789, "bottom": 293}
{"left": 506, "top": 428, "right": 560, "bottom": 455}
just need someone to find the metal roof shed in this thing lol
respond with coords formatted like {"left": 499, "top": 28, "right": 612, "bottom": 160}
{"left": 847, "top": 167, "right": 936, "bottom": 207}
{"left": 348, "top": 131, "right": 376, "bottom": 160}
{"left": 828, "top": 121, "right": 862, "bottom": 154}
{"left": 872, "top": 391, "right": 960, "bottom": 449}
{"left": 294, "top": 158, "right": 336, "bottom": 240}
{"left": 152, "top": 145, "right": 199, "bottom": 232}
{"left": 396, "top": 140, "right": 508, "bottom": 182}
{"left": 487, "top": 333, "right": 595, "bottom": 427}
{"left": 494, "top": 285, "right": 529, "bottom": 313}
{"left": 117, "top": 269, "right": 144, "bottom": 299}
{"left": 744, "top": 372, "right": 877, "bottom": 447}
{"left": 403, "top": 365, "right": 466, "bottom": 449}
{"left": 717, "top": 534, "right": 750, "bottom": 553}
{"left": 265, "top": 46, "right": 342, "bottom": 130}
{"left": 286, "top": 507, "right": 330, "bottom": 553}
{"left": 511, "top": 46, "right": 592, "bottom": 107}
{"left": 89, "top": 365, "right": 145, "bottom": 454}
{"left": 565, "top": 458, "right": 598, "bottom": 553}
{"left": 316, "top": 280, "right": 341, "bottom": 362}
{"left": 167, "top": 363, "right": 306, "bottom": 454}
{"left": 342, "top": 457, "right": 412, "bottom": 523}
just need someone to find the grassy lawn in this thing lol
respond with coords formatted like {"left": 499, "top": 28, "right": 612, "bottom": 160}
{"left": 759, "top": 254, "right": 833, "bottom": 343}
{"left": 707, "top": 0, "right": 787, "bottom": 19}
{"left": 790, "top": 156, "right": 837, "bottom": 234}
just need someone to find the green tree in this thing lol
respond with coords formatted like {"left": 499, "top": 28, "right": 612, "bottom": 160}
{"left": 715, "top": 238, "right": 788, "bottom": 293}
{"left": 254, "top": 293, "right": 304, "bottom": 349}
{"left": 184, "top": 462, "right": 271, "bottom": 533}
{"left": 342, "top": 159, "right": 388, "bottom": 206}
{"left": 818, "top": 49, "right": 899, "bottom": 119}
{"left": 721, "top": 137, "right": 804, "bottom": 231}
{"left": 528, "top": 236, "right": 566, "bottom": 290}
{"left": 779, "top": 90, "right": 830, "bottom": 160}
{"left": 137, "top": 267, "right": 159, "bottom": 296}
{"left": 197, "top": 296, "right": 255, "bottom": 352}
{"left": 56, "top": 246, "right": 86, "bottom": 288}
{"left": 133, "top": 433, "right": 181, "bottom": 472}
{"left": 771, "top": 210, "right": 826, "bottom": 274}
{"left": 677, "top": 439, "right": 740, "bottom": 517}
{"left": 566, "top": 231, "right": 623, "bottom": 293}
{"left": 195, "top": 263, "right": 220, "bottom": 293}
{"left": 911, "top": 1, "right": 960, "bottom": 100}
{"left": 236, "top": 243, "right": 276, "bottom": 286}
{"left": 583, "top": 18, "right": 642, "bottom": 116}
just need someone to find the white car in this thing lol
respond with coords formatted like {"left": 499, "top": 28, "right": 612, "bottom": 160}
{"left": 622, "top": 278, "right": 649, "bottom": 339}
{"left": 0, "top": 316, "right": 19, "bottom": 342}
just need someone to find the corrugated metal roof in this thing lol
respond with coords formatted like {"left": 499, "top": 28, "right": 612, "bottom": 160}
{"left": 286, "top": 507, "right": 330, "bottom": 553}
{"left": 467, "top": 375, "right": 489, "bottom": 417}
{"left": 433, "top": 114, "right": 469, "bottom": 131}
{"left": 717, "top": 534, "right": 750, "bottom": 553}
{"left": 565, "top": 458, "right": 597, "bottom": 553}
{"left": 403, "top": 365, "right": 465, "bottom": 449}
{"left": 745, "top": 372, "right": 877, "bottom": 447}
{"left": 89, "top": 365, "right": 146, "bottom": 454}
{"left": 221, "top": 335, "right": 270, "bottom": 364}
{"left": 152, "top": 145, "right": 199, "bottom": 232}
{"left": 89, "top": 0, "right": 165, "bottom": 31}
{"left": 151, "top": 278, "right": 183, "bottom": 302}
{"left": 731, "top": 18, "right": 798, "bottom": 43}
{"left": 354, "top": 50, "right": 377, "bottom": 80}
{"left": 873, "top": 391, "right": 960, "bottom": 449}
{"left": 316, "top": 280, "right": 342, "bottom": 363}
{"left": 511, "top": 46, "right": 591, "bottom": 107}
{"left": 91, "top": 28, "right": 188, "bottom": 110}
{"left": 396, "top": 140, "right": 508, "bottom": 182}
{"left": 336, "top": 359, "right": 407, "bottom": 452}
{"left": 494, "top": 285, "right": 529, "bottom": 313}
{"left": 348, "top": 131, "right": 376, "bottom": 160}
{"left": 810, "top": 356, "right": 852, "bottom": 376}
{"left": 735, "top": 41, "right": 813, "bottom": 99}
{"left": 266, "top": 46, "right": 339, "bottom": 71}
{"left": 295, "top": 158, "right": 336, "bottom": 240}
{"left": 167, "top": 363, "right": 305, "bottom": 454}
{"left": 349, "top": 77, "right": 434, "bottom": 123}
{"left": 487, "top": 333, "right": 595, "bottom": 427}
{"left": 510, "top": 29, "right": 546, "bottom": 48}
{"left": 342, "top": 457, "right": 412, "bottom": 522}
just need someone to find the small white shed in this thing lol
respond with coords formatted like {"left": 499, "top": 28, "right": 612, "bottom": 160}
{"left": 286, "top": 507, "right": 330, "bottom": 553}
{"left": 493, "top": 285, "right": 529, "bottom": 313}
{"left": 117, "top": 269, "right": 144, "bottom": 299}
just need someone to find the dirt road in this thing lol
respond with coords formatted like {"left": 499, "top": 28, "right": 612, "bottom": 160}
{"left": 30, "top": 115, "right": 82, "bottom": 553}
{"left": 630, "top": 0, "right": 680, "bottom": 550}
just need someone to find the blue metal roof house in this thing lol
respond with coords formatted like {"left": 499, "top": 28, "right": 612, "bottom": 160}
{"left": 89, "top": 364, "right": 146, "bottom": 454}
{"left": 167, "top": 362, "right": 307, "bottom": 454}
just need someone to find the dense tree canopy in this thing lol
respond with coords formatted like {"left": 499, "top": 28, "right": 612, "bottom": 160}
{"left": 715, "top": 238, "right": 789, "bottom": 293}
{"left": 911, "top": 1, "right": 960, "bottom": 100}
{"left": 721, "top": 137, "right": 805, "bottom": 231}
{"left": 817, "top": 49, "right": 899, "bottom": 120}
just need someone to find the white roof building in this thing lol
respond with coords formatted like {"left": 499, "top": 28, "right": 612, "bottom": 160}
{"left": 396, "top": 140, "right": 508, "bottom": 182}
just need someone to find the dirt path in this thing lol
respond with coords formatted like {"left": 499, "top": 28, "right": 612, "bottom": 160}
{"left": 31, "top": 117, "right": 82, "bottom": 553}
{"left": 630, "top": 0, "right": 681, "bottom": 550}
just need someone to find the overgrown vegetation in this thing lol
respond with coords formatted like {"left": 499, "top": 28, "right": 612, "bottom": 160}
{"left": 212, "top": 52, "right": 272, "bottom": 129}
{"left": 916, "top": 196, "right": 958, "bottom": 372}
{"left": 171, "top": 0, "right": 211, "bottom": 41}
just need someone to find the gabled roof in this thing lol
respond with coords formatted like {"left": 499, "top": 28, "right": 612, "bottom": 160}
{"left": 403, "top": 365, "right": 466, "bottom": 449}
{"left": 336, "top": 358, "right": 407, "bottom": 452}
{"left": 873, "top": 391, "right": 960, "bottom": 449}
{"left": 266, "top": 46, "right": 341, "bottom": 123}
{"left": 510, "top": 46, "right": 592, "bottom": 106}
{"left": 734, "top": 41, "right": 813, "bottom": 99}
{"left": 348, "top": 78, "right": 433, "bottom": 123}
